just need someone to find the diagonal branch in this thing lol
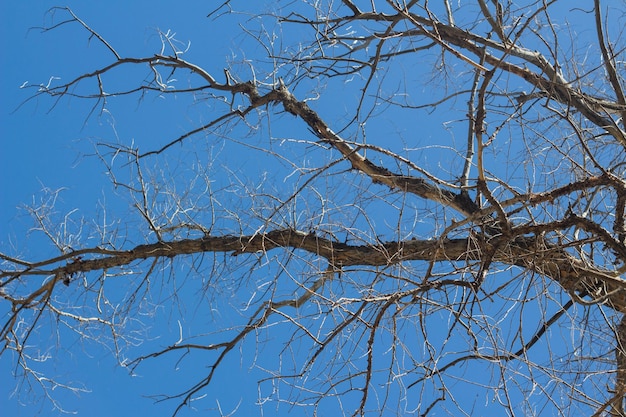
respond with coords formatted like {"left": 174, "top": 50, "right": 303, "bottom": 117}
{"left": 594, "top": 0, "right": 626, "bottom": 126}
{"left": 272, "top": 82, "right": 482, "bottom": 217}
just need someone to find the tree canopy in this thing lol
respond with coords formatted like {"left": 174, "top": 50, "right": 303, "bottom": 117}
{"left": 2, "top": 1, "right": 626, "bottom": 416}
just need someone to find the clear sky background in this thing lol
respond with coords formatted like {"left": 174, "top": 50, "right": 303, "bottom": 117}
{"left": 1, "top": 1, "right": 612, "bottom": 416}
{"left": 1, "top": 2, "right": 260, "bottom": 416}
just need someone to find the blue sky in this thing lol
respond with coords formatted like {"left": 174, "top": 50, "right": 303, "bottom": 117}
{"left": 1, "top": 2, "right": 254, "bottom": 416}
{"left": 1, "top": 1, "right": 618, "bottom": 416}
{"left": 2, "top": 2, "right": 379, "bottom": 416}
{"left": 2, "top": 1, "right": 228, "bottom": 221}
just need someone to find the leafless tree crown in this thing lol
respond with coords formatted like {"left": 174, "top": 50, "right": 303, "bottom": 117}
{"left": 2, "top": 1, "right": 626, "bottom": 416}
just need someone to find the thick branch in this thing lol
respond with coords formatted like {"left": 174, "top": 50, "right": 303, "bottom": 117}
{"left": 3, "top": 228, "right": 625, "bottom": 312}
{"left": 273, "top": 83, "right": 481, "bottom": 217}
{"left": 345, "top": 9, "right": 626, "bottom": 145}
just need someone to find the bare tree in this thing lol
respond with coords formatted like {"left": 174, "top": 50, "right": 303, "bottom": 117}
{"left": 3, "top": 1, "right": 626, "bottom": 415}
